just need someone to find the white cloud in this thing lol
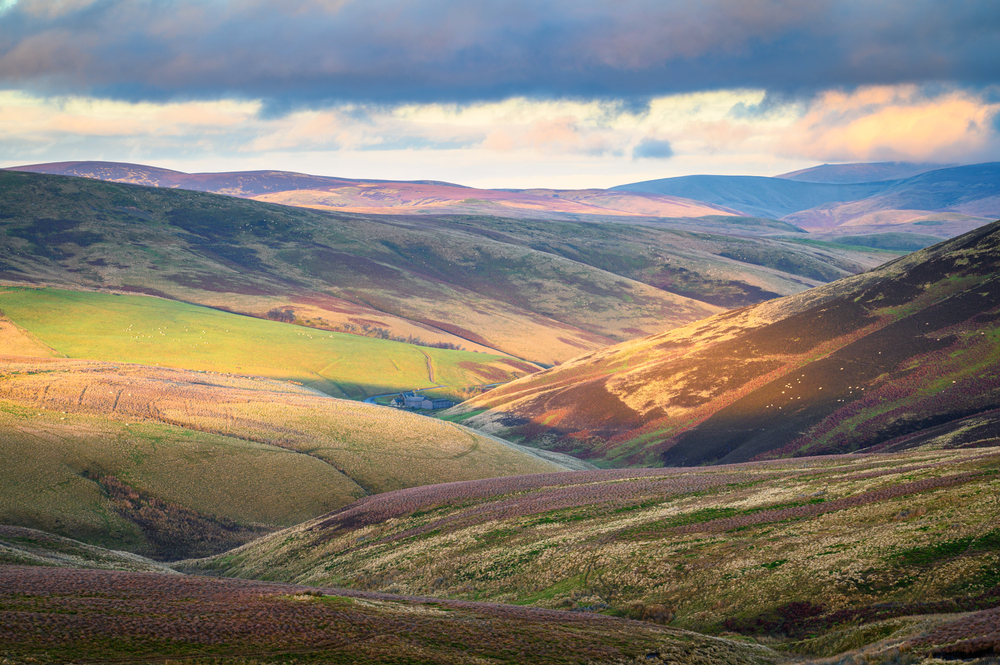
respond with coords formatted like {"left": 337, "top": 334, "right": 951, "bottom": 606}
{"left": 1, "top": 85, "right": 997, "bottom": 188}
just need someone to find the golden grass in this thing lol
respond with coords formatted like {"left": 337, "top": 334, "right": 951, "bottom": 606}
{"left": 0, "top": 357, "right": 574, "bottom": 556}
{"left": 0, "top": 315, "right": 55, "bottom": 357}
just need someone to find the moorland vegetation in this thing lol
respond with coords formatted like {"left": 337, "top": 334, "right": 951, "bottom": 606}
{"left": 2, "top": 167, "right": 1000, "bottom": 664}
{"left": 0, "top": 566, "right": 783, "bottom": 665}
{"left": 0, "top": 357, "right": 576, "bottom": 559}
{"left": 187, "top": 448, "right": 1000, "bottom": 661}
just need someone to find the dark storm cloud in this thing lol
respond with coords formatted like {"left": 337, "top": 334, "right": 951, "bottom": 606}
{"left": 0, "top": 0, "right": 997, "bottom": 108}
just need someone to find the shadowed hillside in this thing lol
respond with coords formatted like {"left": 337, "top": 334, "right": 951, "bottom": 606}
{"left": 451, "top": 219, "right": 1000, "bottom": 466}
{"left": 781, "top": 163, "right": 1000, "bottom": 231}
{"left": 613, "top": 174, "right": 889, "bottom": 219}
{"left": 776, "top": 161, "right": 949, "bottom": 184}
{"left": 0, "top": 170, "right": 899, "bottom": 364}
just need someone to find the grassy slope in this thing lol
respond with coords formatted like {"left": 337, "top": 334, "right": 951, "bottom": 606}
{"left": 0, "top": 566, "right": 781, "bottom": 665}
{"left": 0, "top": 525, "right": 173, "bottom": 572}
{"left": 453, "top": 219, "right": 1000, "bottom": 466}
{"left": 0, "top": 356, "right": 575, "bottom": 559}
{"left": 0, "top": 170, "right": 894, "bottom": 364}
{"left": 186, "top": 449, "right": 1000, "bottom": 660}
{"left": 0, "top": 286, "right": 536, "bottom": 399}
{"left": 0, "top": 313, "right": 55, "bottom": 358}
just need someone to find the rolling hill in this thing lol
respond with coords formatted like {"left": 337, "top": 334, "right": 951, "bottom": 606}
{"left": 0, "top": 525, "right": 174, "bottom": 572}
{"left": 8, "top": 160, "right": 745, "bottom": 219}
{"left": 449, "top": 218, "right": 1000, "bottom": 467}
{"left": 615, "top": 163, "right": 1000, "bottom": 237}
{"left": 0, "top": 353, "right": 577, "bottom": 559}
{"left": 613, "top": 174, "right": 889, "bottom": 219}
{"left": 184, "top": 448, "right": 1000, "bottom": 661}
{"left": 781, "top": 163, "right": 1000, "bottom": 230}
{"left": 0, "top": 170, "right": 897, "bottom": 365}
{"left": 0, "top": 284, "right": 584, "bottom": 558}
{"left": 0, "top": 286, "right": 538, "bottom": 400}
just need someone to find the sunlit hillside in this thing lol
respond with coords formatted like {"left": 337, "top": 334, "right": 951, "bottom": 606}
{"left": 0, "top": 356, "right": 578, "bottom": 559}
{"left": 452, "top": 218, "right": 1000, "bottom": 466}
{"left": 0, "top": 287, "right": 536, "bottom": 399}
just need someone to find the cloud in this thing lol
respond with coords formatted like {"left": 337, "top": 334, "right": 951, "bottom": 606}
{"left": 779, "top": 85, "right": 1000, "bottom": 163}
{"left": 633, "top": 138, "right": 674, "bottom": 159}
{"left": 0, "top": 0, "right": 997, "bottom": 107}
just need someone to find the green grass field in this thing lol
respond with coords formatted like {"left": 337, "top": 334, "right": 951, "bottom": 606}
{"left": 0, "top": 286, "right": 531, "bottom": 399}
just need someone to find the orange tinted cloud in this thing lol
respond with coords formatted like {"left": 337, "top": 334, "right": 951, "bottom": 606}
{"left": 782, "top": 86, "right": 1000, "bottom": 162}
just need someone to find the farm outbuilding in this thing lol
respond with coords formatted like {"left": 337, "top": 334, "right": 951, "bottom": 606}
{"left": 390, "top": 392, "right": 454, "bottom": 410}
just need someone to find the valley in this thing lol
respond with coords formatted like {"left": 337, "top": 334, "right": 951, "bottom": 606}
{"left": 1, "top": 163, "right": 999, "bottom": 664}
{"left": 0, "top": 169, "right": 906, "bottom": 366}
{"left": 3, "top": 0, "right": 999, "bottom": 661}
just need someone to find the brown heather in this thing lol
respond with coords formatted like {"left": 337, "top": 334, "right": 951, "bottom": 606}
{"left": 452, "top": 219, "right": 1000, "bottom": 468}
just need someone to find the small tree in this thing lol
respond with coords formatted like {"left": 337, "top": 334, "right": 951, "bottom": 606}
{"left": 265, "top": 307, "right": 296, "bottom": 323}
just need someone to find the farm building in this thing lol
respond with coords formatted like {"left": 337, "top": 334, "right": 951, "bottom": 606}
{"left": 390, "top": 392, "right": 455, "bottom": 410}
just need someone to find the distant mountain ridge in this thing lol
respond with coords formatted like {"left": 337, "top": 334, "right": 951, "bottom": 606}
{"left": 775, "top": 161, "right": 951, "bottom": 183}
{"left": 6, "top": 161, "right": 741, "bottom": 221}
{"left": 613, "top": 174, "right": 888, "bottom": 219}
{"left": 612, "top": 162, "right": 1000, "bottom": 226}
{"left": 6, "top": 160, "right": 463, "bottom": 193}
{"left": 11, "top": 160, "right": 999, "bottom": 238}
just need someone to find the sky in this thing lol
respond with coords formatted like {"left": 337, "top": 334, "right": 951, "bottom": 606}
{"left": 0, "top": 0, "right": 998, "bottom": 188}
